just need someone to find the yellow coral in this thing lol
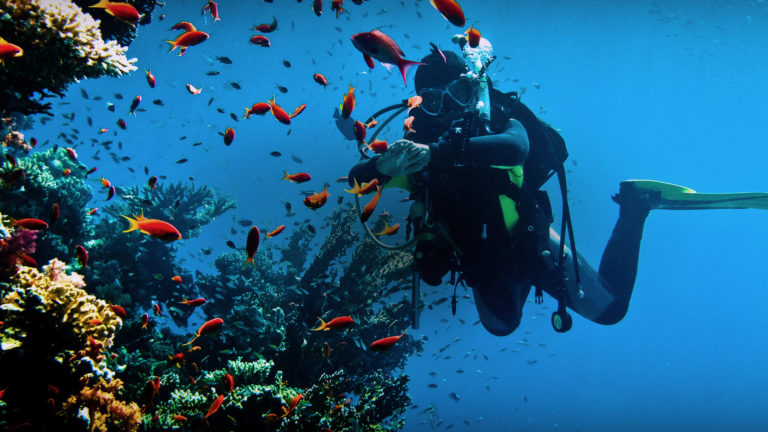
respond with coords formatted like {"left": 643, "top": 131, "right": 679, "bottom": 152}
{"left": 63, "top": 378, "right": 142, "bottom": 432}
{"left": 3, "top": 264, "right": 122, "bottom": 354}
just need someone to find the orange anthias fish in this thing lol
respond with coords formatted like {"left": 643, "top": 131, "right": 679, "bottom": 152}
{"left": 141, "top": 313, "right": 149, "bottom": 329}
{"left": 110, "top": 304, "right": 127, "bottom": 318}
{"left": 180, "top": 297, "right": 207, "bottom": 307}
{"left": 168, "top": 352, "right": 185, "bottom": 368}
{"left": 165, "top": 23, "right": 209, "bottom": 56}
{"left": 350, "top": 30, "right": 423, "bottom": 85}
{"left": 10, "top": 218, "right": 49, "bottom": 230}
{"left": 360, "top": 186, "right": 381, "bottom": 223}
{"left": 403, "top": 116, "right": 416, "bottom": 133}
{"left": 312, "top": 0, "right": 322, "bottom": 16}
{"left": 89, "top": 0, "right": 141, "bottom": 25}
{"left": 266, "top": 225, "right": 286, "bottom": 238}
{"left": 184, "top": 317, "right": 224, "bottom": 345}
{"left": 253, "top": 16, "right": 277, "bottom": 32}
{"left": 282, "top": 171, "right": 311, "bottom": 183}
{"left": 281, "top": 393, "right": 303, "bottom": 418}
{"left": 340, "top": 84, "right": 355, "bottom": 119}
{"left": 376, "top": 222, "right": 400, "bottom": 236}
{"left": 367, "top": 139, "right": 388, "bottom": 154}
{"left": 465, "top": 25, "right": 481, "bottom": 48}
{"left": 344, "top": 178, "right": 379, "bottom": 196}
{"left": 223, "top": 127, "right": 235, "bottom": 146}
{"left": 290, "top": 103, "right": 307, "bottom": 119}
{"left": 0, "top": 37, "right": 23, "bottom": 63}
{"left": 353, "top": 120, "right": 366, "bottom": 145}
{"left": 269, "top": 96, "right": 291, "bottom": 125}
{"left": 245, "top": 225, "right": 260, "bottom": 265}
{"left": 223, "top": 373, "right": 235, "bottom": 392}
{"left": 407, "top": 95, "right": 422, "bottom": 113}
{"left": 75, "top": 244, "right": 88, "bottom": 268}
{"left": 121, "top": 211, "right": 182, "bottom": 241}
{"left": 249, "top": 35, "right": 271, "bottom": 47}
{"left": 205, "top": 394, "right": 225, "bottom": 419}
{"left": 369, "top": 329, "right": 408, "bottom": 352}
{"left": 202, "top": 1, "right": 220, "bottom": 21}
{"left": 430, "top": 0, "right": 465, "bottom": 27}
{"left": 313, "top": 73, "right": 328, "bottom": 87}
{"left": 243, "top": 102, "right": 270, "bottom": 119}
{"left": 171, "top": 275, "right": 182, "bottom": 284}
{"left": 303, "top": 184, "right": 330, "bottom": 210}
{"left": 145, "top": 69, "right": 156, "bottom": 88}
{"left": 311, "top": 316, "right": 354, "bottom": 331}
{"left": 331, "top": 0, "right": 347, "bottom": 18}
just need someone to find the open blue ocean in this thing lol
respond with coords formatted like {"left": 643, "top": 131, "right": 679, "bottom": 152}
{"left": 2, "top": 0, "right": 767, "bottom": 431}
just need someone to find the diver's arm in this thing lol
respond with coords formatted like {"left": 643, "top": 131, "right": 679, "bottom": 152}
{"left": 431, "top": 118, "right": 529, "bottom": 167}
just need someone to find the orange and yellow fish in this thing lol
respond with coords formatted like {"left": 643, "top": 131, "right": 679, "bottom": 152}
{"left": 303, "top": 184, "right": 330, "bottom": 210}
{"left": 121, "top": 211, "right": 182, "bottom": 241}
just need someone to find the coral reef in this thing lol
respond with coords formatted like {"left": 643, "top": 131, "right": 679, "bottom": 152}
{"left": 72, "top": 0, "right": 159, "bottom": 47}
{"left": 62, "top": 378, "right": 143, "bottom": 432}
{"left": 0, "top": 147, "right": 95, "bottom": 269}
{"left": 0, "top": 0, "right": 137, "bottom": 116}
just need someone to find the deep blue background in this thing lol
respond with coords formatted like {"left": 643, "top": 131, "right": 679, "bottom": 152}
{"left": 27, "top": 1, "right": 768, "bottom": 430}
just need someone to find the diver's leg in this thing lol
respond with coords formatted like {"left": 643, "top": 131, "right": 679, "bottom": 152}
{"left": 541, "top": 183, "right": 651, "bottom": 324}
{"left": 470, "top": 271, "right": 531, "bottom": 336}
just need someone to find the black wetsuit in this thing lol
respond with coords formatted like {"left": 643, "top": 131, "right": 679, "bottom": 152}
{"left": 349, "top": 90, "right": 649, "bottom": 335}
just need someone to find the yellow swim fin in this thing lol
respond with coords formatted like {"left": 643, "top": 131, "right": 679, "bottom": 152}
{"left": 622, "top": 179, "right": 768, "bottom": 210}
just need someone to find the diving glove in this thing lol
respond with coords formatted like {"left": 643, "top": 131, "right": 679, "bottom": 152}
{"left": 376, "top": 139, "right": 430, "bottom": 177}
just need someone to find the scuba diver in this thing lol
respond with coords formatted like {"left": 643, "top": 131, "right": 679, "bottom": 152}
{"left": 347, "top": 35, "right": 768, "bottom": 336}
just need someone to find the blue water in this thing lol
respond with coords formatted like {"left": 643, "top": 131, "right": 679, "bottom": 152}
{"left": 29, "top": 1, "right": 768, "bottom": 430}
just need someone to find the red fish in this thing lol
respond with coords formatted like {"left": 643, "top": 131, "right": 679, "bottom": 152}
{"left": 282, "top": 393, "right": 303, "bottom": 417}
{"left": 202, "top": 1, "right": 220, "bottom": 21}
{"left": 243, "top": 102, "right": 270, "bottom": 118}
{"left": 266, "top": 225, "right": 285, "bottom": 238}
{"left": 180, "top": 297, "right": 207, "bottom": 307}
{"left": 465, "top": 25, "right": 481, "bottom": 48}
{"left": 268, "top": 96, "right": 291, "bottom": 125}
{"left": 89, "top": 0, "right": 141, "bottom": 25}
{"left": 62, "top": 168, "right": 71, "bottom": 177}
{"left": 282, "top": 171, "right": 311, "bottom": 183}
{"left": 168, "top": 352, "right": 185, "bottom": 368}
{"left": 128, "top": 95, "right": 141, "bottom": 115}
{"left": 75, "top": 245, "right": 88, "bottom": 268}
{"left": 223, "top": 373, "right": 234, "bottom": 392}
{"left": 408, "top": 95, "right": 423, "bottom": 113}
{"left": 290, "top": 104, "right": 307, "bottom": 119}
{"left": 141, "top": 313, "right": 149, "bottom": 329}
{"left": 353, "top": 120, "right": 366, "bottom": 145}
{"left": 331, "top": 0, "right": 347, "bottom": 18}
{"left": 249, "top": 35, "right": 271, "bottom": 47}
{"left": 0, "top": 37, "right": 23, "bottom": 63}
{"left": 253, "top": 16, "right": 277, "bottom": 32}
{"left": 121, "top": 211, "right": 182, "bottom": 241}
{"left": 344, "top": 178, "right": 379, "bottom": 196}
{"left": 340, "top": 84, "right": 355, "bottom": 119}
{"left": 367, "top": 139, "right": 388, "bottom": 154}
{"left": 313, "top": 73, "right": 328, "bottom": 87}
{"left": 245, "top": 226, "right": 260, "bottom": 265}
{"left": 171, "top": 275, "right": 182, "bottom": 284}
{"left": 145, "top": 69, "right": 156, "bottom": 88}
{"left": 364, "top": 118, "right": 378, "bottom": 128}
{"left": 117, "top": 118, "right": 127, "bottom": 129}
{"left": 369, "top": 329, "right": 408, "bottom": 352}
{"left": 166, "top": 23, "right": 209, "bottom": 55}
{"left": 184, "top": 317, "right": 224, "bottom": 345}
{"left": 376, "top": 222, "right": 400, "bottom": 236}
{"left": 360, "top": 186, "right": 381, "bottom": 222}
{"left": 110, "top": 304, "right": 126, "bottom": 318}
{"left": 350, "top": 30, "right": 423, "bottom": 85}
{"left": 403, "top": 116, "right": 416, "bottom": 133}
{"left": 205, "top": 394, "right": 225, "bottom": 419}
{"left": 65, "top": 147, "right": 78, "bottom": 160}
{"left": 10, "top": 218, "right": 48, "bottom": 230}
{"left": 148, "top": 175, "right": 158, "bottom": 189}
{"left": 430, "top": 0, "right": 465, "bottom": 27}
{"left": 19, "top": 254, "right": 37, "bottom": 267}
{"left": 311, "top": 316, "right": 354, "bottom": 331}
{"left": 223, "top": 127, "right": 235, "bottom": 146}
{"left": 173, "top": 415, "right": 188, "bottom": 422}
{"left": 86, "top": 167, "right": 98, "bottom": 176}
{"left": 303, "top": 184, "right": 330, "bottom": 210}
{"left": 153, "top": 302, "right": 163, "bottom": 316}
{"left": 313, "top": 0, "right": 322, "bottom": 16}
{"left": 88, "top": 208, "right": 99, "bottom": 216}
{"left": 99, "top": 177, "right": 111, "bottom": 188}
{"left": 50, "top": 203, "right": 60, "bottom": 225}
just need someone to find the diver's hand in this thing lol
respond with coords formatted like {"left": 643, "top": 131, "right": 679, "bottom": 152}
{"left": 376, "top": 139, "right": 430, "bottom": 177}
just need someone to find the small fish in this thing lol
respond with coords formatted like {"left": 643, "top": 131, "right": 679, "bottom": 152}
{"left": 184, "top": 317, "right": 224, "bottom": 346}
{"left": 145, "top": 69, "right": 156, "bottom": 88}
{"left": 229, "top": 82, "right": 242, "bottom": 90}
{"left": 110, "top": 304, "right": 126, "bottom": 318}
{"left": 148, "top": 176, "right": 158, "bottom": 189}
{"left": 180, "top": 297, "right": 207, "bottom": 307}
{"left": 226, "top": 240, "right": 237, "bottom": 249}
{"left": 331, "top": 0, "right": 348, "bottom": 18}
{"left": 340, "top": 84, "right": 355, "bottom": 119}
{"left": 121, "top": 211, "right": 182, "bottom": 241}
{"left": 10, "top": 218, "right": 49, "bottom": 230}
{"left": 249, "top": 35, "right": 271, "bottom": 47}
{"left": 165, "top": 23, "right": 209, "bottom": 56}
{"left": 282, "top": 171, "right": 311, "bottom": 183}
{"left": 243, "top": 102, "right": 270, "bottom": 119}
{"left": 216, "top": 56, "right": 232, "bottom": 64}
{"left": 245, "top": 226, "right": 260, "bottom": 264}
{"left": 367, "top": 139, "right": 388, "bottom": 154}
{"left": 117, "top": 118, "right": 127, "bottom": 130}
{"left": 75, "top": 244, "right": 89, "bottom": 267}
{"left": 369, "top": 330, "right": 407, "bottom": 352}
{"left": 430, "top": 0, "right": 465, "bottom": 27}
{"left": 360, "top": 186, "right": 381, "bottom": 222}
{"left": 202, "top": 1, "right": 221, "bottom": 21}
{"left": 175, "top": 158, "right": 188, "bottom": 164}
{"left": 376, "top": 222, "right": 399, "bottom": 236}
{"left": 186, "top": 83, "right": 202, "bottom": 95}
{"left": 303, "top": 185, "right": 330, "bottom": 210}
{"left": 171, "top": 275, "right": 182, "bottom": 284}
{"left": 275, "top": 84, "right": 288, "bottom": 94}
{"left": 224, "top": 373, "right": 235, "bottom": 392}
{"left": 223, "top": 128, "right": 235, "bottom": 146}
{"left": 350, "top": 30, "right": 423, "bottom": 85}
{"left": 0, "top": 37, "right": 24, "bottom": 63}
{"left": 265, "top": 225, "right": 285, "bottom": 238}
{"left": 269, "top": 151, "right": 282, "bottom": 157}
{"left": 204, "top": 394, "right": 225, "bottom": 419}
{"left": 311, "top": 315, "right": 354, "bottom": 331}
{"left": 253, "top": 16, "right": 277, "bottom": 33}
{"left": 465, "top": 25, "right": 481, "bottom": 48}
{"left": 268, "top": 96, "right": 291, "bottom": 125}
{"left": 291, "top": 154, "right": 303, "bottom": 164}
{"left": 282, "top": 59, "right": 291, "bottom": 68}
{"left": 345, "top": 178, "right": 379, "bottom": 196}
{"left": 89, "top": 0, "right": 141, "bottom": 25}
{"left": 313, "top": 73, "right": 328, "bottom": 87}
{"left": 50, "top": 203, "right": 60, "bottom": 225}
{"left": 206, "top": 70, "right": 221, "bottom": 76}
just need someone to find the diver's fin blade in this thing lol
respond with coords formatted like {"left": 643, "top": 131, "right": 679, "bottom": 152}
{"left": 624, "top": 179, "right": 768, "bottom": 210}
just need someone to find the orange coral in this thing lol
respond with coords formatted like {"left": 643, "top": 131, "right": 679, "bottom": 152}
{"left": 64, "top": 378, "right": 142, "bottom": 432}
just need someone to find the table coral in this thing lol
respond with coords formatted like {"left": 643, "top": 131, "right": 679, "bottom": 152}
{"left": 0, "top": 0, "right": 137, "bottom": 115}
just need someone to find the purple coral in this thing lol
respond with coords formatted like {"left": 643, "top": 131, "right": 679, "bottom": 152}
{"left": 0, "top": 228, "right": 37, "bottom": 278}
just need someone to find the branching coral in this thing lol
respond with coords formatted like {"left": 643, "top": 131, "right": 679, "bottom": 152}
{"left": 62, "top": 378, "right": 142, "bottom": 432}
{"left": 0, "top": 0, "right": 137, "bottom": 116}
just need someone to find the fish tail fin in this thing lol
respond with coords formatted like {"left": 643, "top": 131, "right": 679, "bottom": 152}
{"left": 120, "top": 215, "right": 139, "bottom": 233}
{"left": 243, "top": 107, "right": 250, "bottom": 119}
{"left": 89, "top": 0, "right": 110, "bottom": 9}
{"left": 310, "top": 317, "right": 327, "bottom": 331}
{"left": 282, "top": 170, "right": 291, "bottom": 181}
{"left": 164, "top": 40, "right": 178, "bottom": 52}
{"left": 397, "top": 59, "right": 425, "bottom": 86}
{"left": 181, "top": 334, "right": 199, "bottom": 346}
{"left": 245, "top": 256, "right": 254, "bottom": 266}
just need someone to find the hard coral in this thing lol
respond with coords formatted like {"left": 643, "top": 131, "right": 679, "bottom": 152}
{"left": 0, "top": 226, "right": 36, "bottom": 279}
{"left": 63, "top": 378, "right": 142, "bottom": 432}
{"left": 0, "top": 0, "right": 137, "bottom": 116}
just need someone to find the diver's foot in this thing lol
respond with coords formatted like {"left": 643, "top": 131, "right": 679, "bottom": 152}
{"left": 612, "top": 181, "right": 655, "bottom": 219}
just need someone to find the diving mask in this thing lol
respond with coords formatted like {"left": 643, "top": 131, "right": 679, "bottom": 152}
{"left": 418, "top": 75, "right": 474, "bottom": 116}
